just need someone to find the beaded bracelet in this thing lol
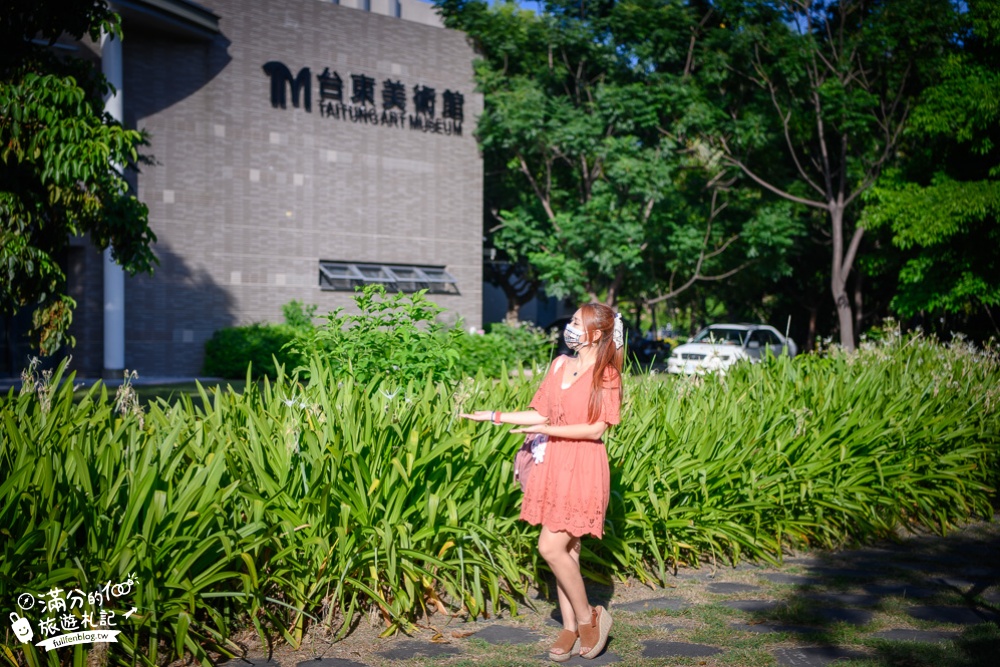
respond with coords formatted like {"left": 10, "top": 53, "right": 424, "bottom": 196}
{"left": 492, "top": 410, "right": 502, "bottom": 424}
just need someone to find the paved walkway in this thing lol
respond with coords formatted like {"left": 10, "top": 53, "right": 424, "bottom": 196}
{"left": 219, "top": 514, "right": 999, "bottom": 667}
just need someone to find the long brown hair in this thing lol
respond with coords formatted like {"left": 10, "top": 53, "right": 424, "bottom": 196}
{"left": 579, "top": 303, "right": 624, "bottom": 424}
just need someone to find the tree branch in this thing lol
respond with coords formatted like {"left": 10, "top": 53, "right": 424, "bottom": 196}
{"left": 841, "top": 225, "right": 865, "bottom": 280}
{"left": 761, "top": 73, "right": 827, "bottom": 197}
{"left": 517, "top": 152, "right": 558, "bottom": 225}
{"left": 719, "top": 148, "right": 827, "bottom": 209}
{"left": 684, "top": 8, "right": 714, "bottom": 79}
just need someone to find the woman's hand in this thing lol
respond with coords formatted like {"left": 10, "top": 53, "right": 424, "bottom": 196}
{"left": 510, "top": 425, "right": 548, "bottom": 435}
{"left": 459, "top": 410, "right": 494, "bottom": 422}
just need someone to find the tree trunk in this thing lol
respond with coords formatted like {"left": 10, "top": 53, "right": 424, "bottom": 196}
{"left": 505, "top": 303, "right": 520, "bottom": 325}
{"left": 829, "top": 203, "right": 857, "bottom": 351}
{"left": 833, "top": 285, "right": 854, "bottom": 350}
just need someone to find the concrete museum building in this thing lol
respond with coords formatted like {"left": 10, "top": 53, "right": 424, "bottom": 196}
{"left": 64, "top": 0, "right": 483, "bottom": 377}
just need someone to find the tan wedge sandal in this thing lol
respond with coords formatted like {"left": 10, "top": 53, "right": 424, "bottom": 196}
{"left": 548, "top": 628, "right": 579, "bottom": 662}
{"left": 578, "top": 606, "right": 612, "bottom": 659}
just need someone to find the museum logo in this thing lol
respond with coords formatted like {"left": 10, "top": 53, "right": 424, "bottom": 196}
{"left": 263, "top": 62, "right": 463, "bottom": 137}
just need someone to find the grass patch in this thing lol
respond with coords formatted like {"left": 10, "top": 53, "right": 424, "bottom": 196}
{"left": 860, "top": 623, "right": 1000, "bottom": 667}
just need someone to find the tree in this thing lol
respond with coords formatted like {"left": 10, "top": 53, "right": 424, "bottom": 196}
{"left": 1, "top": 0, "right": 155, "bottom": 355}
{"left": 439, "top": 0, "right": 801, "bottom": 316}
{"left": 709, "top": 0, "right": 956, "bottom": 350}
{"left": 862, "top": 1, "right": 1000, "bottom": 335}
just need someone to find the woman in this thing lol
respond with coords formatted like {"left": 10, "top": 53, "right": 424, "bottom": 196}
{"left": 462, "top": 303, "right": 623, "bottom": 661}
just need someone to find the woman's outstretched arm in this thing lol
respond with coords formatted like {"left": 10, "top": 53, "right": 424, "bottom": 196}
{"left": 460, "top": 410, "right": 549, "bottom": 426}
{"left": 511, "top": 421, "right": 608, "bottom": 441}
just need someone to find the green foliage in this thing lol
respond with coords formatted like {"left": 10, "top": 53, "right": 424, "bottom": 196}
{"left": 605, "top": 332, "right": 999, "bottom": 578}
{"left": 862, "top": 3, "right": 1000, "bottom": 321}
{"left": 864, "top": 176, "right": 1000, "bottom": 318}
{"left": 202, "top": 323, "right": 303, "bottom": 380}
{"left": 281, "top": 299, "right": 318, "bottom": 328}
{"left": 204, "top": 294, "right": 555, "bottom": 383}
{"left": 704, "top": 0, "right": 962, "bottom": 347}
{"left": 437, "top": 0, "right": 801, "bottom": 307}
{"left": 291, "top": 285, "right": 464, "bottom": 385}
{"left": 2, "top": 330, "right": 998, "bottom": 665}
{"left": 0, "top": 1, "right": 123, "bottom": 50}
{"left": 450, "top": 321, "right": 556, "bottom": 379}
{"left": 1, "top": 1, "right": 154, "bottom": 355}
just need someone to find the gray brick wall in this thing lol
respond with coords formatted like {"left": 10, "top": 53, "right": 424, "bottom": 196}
{"left": 65, "top": 241, "right": 105, "bottom": 375}
{"left": 97, "top": 0, "right": 483, "bottom": 376}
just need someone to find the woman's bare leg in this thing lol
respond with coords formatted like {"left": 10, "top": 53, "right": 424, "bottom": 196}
{"left": 539, "top": 528, "right": 591, "bottom": 633}
{"left": 554, "top": 537, "right": 582, "bottom": 629}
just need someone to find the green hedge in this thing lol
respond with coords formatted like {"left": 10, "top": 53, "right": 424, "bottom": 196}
{"left": 451, "top": 322, "right": 556, "bottom": 378}
{"left": 202, "top": 322, "right": 304, "bottom": 379}
{"left": 3, "top": 332, "right": 998, "bottom": 666}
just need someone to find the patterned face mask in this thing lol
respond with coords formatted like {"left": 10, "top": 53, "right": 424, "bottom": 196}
{"left": 564, "top": 324, "right": 589, "bottom": 350}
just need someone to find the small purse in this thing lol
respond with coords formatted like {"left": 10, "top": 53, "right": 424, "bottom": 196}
{"left": 514, "top": 432, "right": 548, "bottom": 492}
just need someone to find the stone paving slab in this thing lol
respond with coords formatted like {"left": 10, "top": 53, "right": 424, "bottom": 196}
{"left": 892, "top": 554, "right": 949, "bottom": 566}
{"left": 707, "top": 582, "right": 761, "bottom": 594}
{"left": 641, "top": 641, "right": 722, "bottom": 658}
{"left": 773, "top": 646, "right": 868, "bottom": 666}
{"left": 805, "top": 567, "right": 878, "bottom": 579}
{"left": 830, "top": 559, "right": 894, "bottom": 572}
{"left": 934, "top": 575, "right": 996, "bottom": 589}
{"left": 730, "top": 622, "right": 822, "bottom": 635}
{"left": 804, "top": 593, "right": 881, "bottom": 607}
{"left": 882, "top": 561, "right": 937, "bottom": 574}
{"left": 220, "top": 657, "right": 283, "bottom": 667}
{"left": 905, "top": 605, "right": 1000, "bottom": 625}
{"left": 961, "top": 566, "right": 1000, "bottom": 578}
{"left": 870, "top": 629, "right": 960, "bottom": 644}
{"left": 861, "top": 583, "right": 939, "bottom": 599}
{"left": 611, "top": 597, "right": 689, "bottom": 612}
{"left": 760, "top": 573, "right": 824, "bottom": 586}
{"left": 810, "top": 607, "right": 874, "bottom": 625}
{"left": 721, "top": 599, "right": 783, "bottom": 613}
{"left": 471, "top": 624, "right": 543, "bottom": 645}
{"left": 375, "top": 640, "right": 462, "bottom": 660}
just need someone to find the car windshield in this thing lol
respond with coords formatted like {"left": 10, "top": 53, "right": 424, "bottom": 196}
{"left": 692, "top": 328, "right": 747, "bottom": 345}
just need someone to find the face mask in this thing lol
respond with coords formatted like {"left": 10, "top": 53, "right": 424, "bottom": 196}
{"left": 564, "top": 324, "right": 589, "bottom": 350}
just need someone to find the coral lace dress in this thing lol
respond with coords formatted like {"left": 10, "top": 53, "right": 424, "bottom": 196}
{"left": 520, "top": 355, "right": 621, "bottom": 539}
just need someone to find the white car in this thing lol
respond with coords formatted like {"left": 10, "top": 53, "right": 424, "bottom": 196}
{"left": 666, "top": 324, "right": 798, "bottom": 375}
